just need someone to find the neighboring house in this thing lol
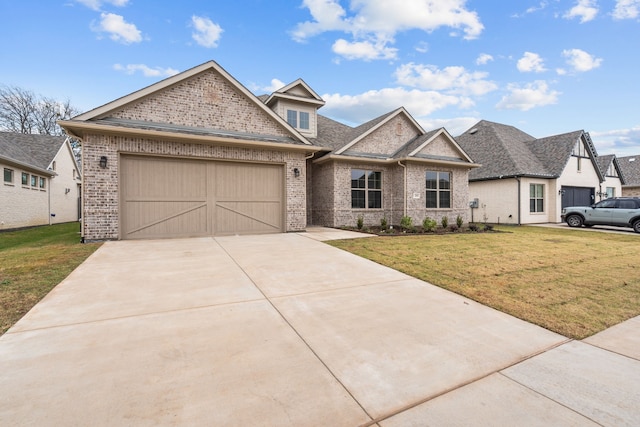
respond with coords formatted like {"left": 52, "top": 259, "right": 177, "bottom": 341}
{"left": 59, "top": 60, "right": 477, "bottom": 241}
{"left": 617, "top": 155, "right": 640, "bottom": 197}
{"left": 595, "top": 154, "right": 624, "bottom": 199}
{"left": 0, "top": 132, "right": 81, "bottom": 230}
{"left": 455, "top": 120, "right": 604, "bottom": 225}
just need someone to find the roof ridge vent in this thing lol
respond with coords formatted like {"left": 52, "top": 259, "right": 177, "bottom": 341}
{"left": 469, "top": 128, "right": 478, "bottom": 134}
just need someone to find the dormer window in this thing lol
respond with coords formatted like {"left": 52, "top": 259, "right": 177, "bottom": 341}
{"left": 287, "top": 109, "right": 310, "bottom": 131}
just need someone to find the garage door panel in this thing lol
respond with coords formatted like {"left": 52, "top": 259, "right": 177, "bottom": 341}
{"left": 123, "top": 201, "right": 208, "bottom": 239}
{"left": 215, "top": 201, "right": 283, "bottom": 235}
{"left": 121, "top": 155, "right": 284, "bottom": 239}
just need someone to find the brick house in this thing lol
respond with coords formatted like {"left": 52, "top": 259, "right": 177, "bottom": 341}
{"left": 455, "top": 120, "right": 615, "bottom": 225}
{"left": 1, "top": 132, "right": 81, "bottom": 230}
{"left": 60, "top": 60, "right": 477, "bottom": 241}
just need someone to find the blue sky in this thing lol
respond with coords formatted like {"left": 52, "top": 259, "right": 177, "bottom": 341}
{"left": 1, "top": 0, "right": 639, "bottom": 156}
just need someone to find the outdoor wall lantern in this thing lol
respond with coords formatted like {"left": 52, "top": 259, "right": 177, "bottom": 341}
{"left": 558, "top": 189, "right": 565, "bottom": 195}
{"left": 99, "top": 156, "right": 108, "bottom": 168}
{"left": 293, "top": 167, "right": 300, "bottom": 178}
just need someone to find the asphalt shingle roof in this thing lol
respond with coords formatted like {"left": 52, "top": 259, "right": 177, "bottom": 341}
{"left": 0, "top": 131, "right": 65, "bottom": 171}
{"left": 618, "top": 155, "right": 640, "bottom": 186}
{"left": 455, "top": 120, "right": 592, "bottom": 181}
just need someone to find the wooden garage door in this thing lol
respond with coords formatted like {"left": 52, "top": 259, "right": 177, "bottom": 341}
{"left": 120, "top": 156, "right": 284, "bottom": 239}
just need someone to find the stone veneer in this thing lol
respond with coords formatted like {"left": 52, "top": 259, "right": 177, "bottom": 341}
{"left": 82, "top": 134, "right": 307, "bottom": 241}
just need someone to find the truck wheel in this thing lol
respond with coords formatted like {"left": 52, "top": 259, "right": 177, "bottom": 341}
{"left": 566, "top": 215, "right": 583, "bottom": 228}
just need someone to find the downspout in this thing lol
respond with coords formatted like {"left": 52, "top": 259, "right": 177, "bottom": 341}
{"left": 515, "top": 176, "right": 522, "bottom": 225}
{"left": 398, "top": 161, "right": 406, "bottom": 217}
{"left": 48, "top": 176, "right": 52, "bottom": 225}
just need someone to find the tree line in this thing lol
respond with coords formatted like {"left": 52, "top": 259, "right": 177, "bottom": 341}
{"left": 0, "top": 85, "right": 79, "bottom": 136}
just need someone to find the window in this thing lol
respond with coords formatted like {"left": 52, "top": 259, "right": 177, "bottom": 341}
{"left": 530, "top": 184, "right": 544, "bottom": 213}
{"left": 22, "top": 172, "right": 29, "bottom": 186}
{"left": 606, "top": 163, "right": 618, "bottom": 177}
{"left": 426, "top": 171, "right": 451, "bottom": 208}
{"left": 3, "top": 168, "right": 13, "bottom": 183}
{"left": 572, "top": 139, "right": 587, "bottom": 157}
{"left": 39, "top": 177, "right": 46, "bottom": 189}
{"left": 351, "top": 169, "right": 382, "bottom": 209}
{"left": 606, "top": 187, "right": 615, "bottom": 198}
{"left": 286, "top": 109, "right": 310, "bottom": 130}
{"left": 31, "top": 175, "right": 37, "bottom": 187}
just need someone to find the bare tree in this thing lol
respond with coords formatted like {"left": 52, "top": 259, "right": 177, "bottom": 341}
{"left": 0, "top": 85, "right": 79, "bottom": 136}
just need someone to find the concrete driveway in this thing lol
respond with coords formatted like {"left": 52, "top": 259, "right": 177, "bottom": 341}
{"left": 1, "top": 228, "right": 639, "bottom": 426}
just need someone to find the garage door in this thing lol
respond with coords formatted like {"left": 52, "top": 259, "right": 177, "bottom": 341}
{"left": 561, "top": 186, "right": 594, "bottom": 209}
{"left": 120, "top": 155, "right": 284, "bottom": 239}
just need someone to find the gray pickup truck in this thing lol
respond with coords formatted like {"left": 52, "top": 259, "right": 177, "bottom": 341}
{"left": 561, "top": 197, "right": 640, "bottom": 233}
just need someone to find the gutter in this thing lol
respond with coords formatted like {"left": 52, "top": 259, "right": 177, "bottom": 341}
{"left": 515, "top": 176, "right": 522, "bottom": 225}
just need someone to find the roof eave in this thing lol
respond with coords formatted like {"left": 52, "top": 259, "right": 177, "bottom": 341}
{"left": 59, "top": 121, "right": 322, "bottom": 154}
{"left": 0, "top": 154, "right": 55, "bottom": 176}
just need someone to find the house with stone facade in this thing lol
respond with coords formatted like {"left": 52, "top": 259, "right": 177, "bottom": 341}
{"left": 617, "top": 155, "right": 640, "bottom": 197}
{"left": 455, "top": 120, "right": 610, "bottom": 225}
{"left": 1, "top": 132, "right": 81, "bottom": 230}
{"left": 59, "top": 60, "right": 477, "bottom": 241}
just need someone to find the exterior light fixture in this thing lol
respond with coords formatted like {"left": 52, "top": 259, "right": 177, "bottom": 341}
{"left": 293, "top": 167, "right": 300, "bottom": 178}
{"left": 558, "top": 189, "right": 565, "bottom": 195}
{"left": 99, "top": 156, "right": 108, "bottom": 168}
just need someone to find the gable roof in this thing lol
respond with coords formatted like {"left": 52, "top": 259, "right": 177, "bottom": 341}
{"left": 60, "top": 61, "right": 318, "bottom": 151}
{"left": 334, "top": 107, "right": 424, "bottom": 155}
{"left": 264, "top": 78, "right": 325, "bottom": 107}
{"left": 0, "top": 132, "right": 66, "bottom": 175}
{"left": 456, "top": 120, "right": 602, "bottom": 181}
{"left": 618, "top": 155, "right": 640, "bottom": 186}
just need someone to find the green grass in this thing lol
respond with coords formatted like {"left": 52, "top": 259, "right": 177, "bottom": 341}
{"left": 0, "top": 223, "right": 101, "bottom": 334}
{"left": 329, "top": 226, "right": 640, "bottom": 339}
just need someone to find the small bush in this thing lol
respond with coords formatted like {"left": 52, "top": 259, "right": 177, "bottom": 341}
{"left": 469, "top": 223, "right": 479, "bottom": 232}
{"left": 422, "top": 216, "right": 437, "bottom": 232}
{"left": 449, "top": 224, "right": 459, "bottom": 232}
{"left": 441, "top": 216, "right": 449, "bottom": 228}
{"left": 357, "top": 215, "right": 364, "bottom": 230}
{"left": 400, "top": 215, "right": 413, "bottom": 230}
{"left": 456, "top": 215, "right": 463, "bottom": 228}
{"left": 484, "top": 224, "right": 494, "bottom": 231}
{"left": 381, "top": 216, "right": 388, "bottom": 229}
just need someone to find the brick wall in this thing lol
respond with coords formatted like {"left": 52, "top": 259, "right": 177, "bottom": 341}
{"left": 111, "top": 70, "right": 290, "bottom": 138}
{"left": 82, "top": 134, "right": 307, "bottom": 241}
{"left": 309, "top": 160, "right": 470, "bottom": 228}
{"left": 344, "top": 115, "right": 420, "bottom": 156}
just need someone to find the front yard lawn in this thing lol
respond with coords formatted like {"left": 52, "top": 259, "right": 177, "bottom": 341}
{"left": 0, "top": 223, "right": 101, "bottom": 334}
{"left": 329, "top": 226, "right": 640, "bottom": 339}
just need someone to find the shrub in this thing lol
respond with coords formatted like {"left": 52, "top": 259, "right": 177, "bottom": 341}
{"left": 484, "top": 224, "right": 494, "bottom": 231}
{"left": 441, "top": 216, "right": 449, "bottom": 228}
{"left": 469, "top": 223, "right": 479, "bottom": 232}
{"left": 422, "top": 216, "right": 437, "bottom": 232}
{"left": 357, "top": 215, "right": 364, "bottom": 230}
{"left": 400, "top": 215, "right": 413, "bottom": 230}
{"left": 380, "top": 216, "right": 388, "bottom": 229}
{"left": 456, "top": 215, "right": 463, "bottom": 228}
{"left": 449, "top": 224, "right": 459, "bottom": 232}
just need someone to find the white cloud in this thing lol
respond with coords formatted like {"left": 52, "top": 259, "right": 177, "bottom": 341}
{"left": 332, "top": 38, "right": 398, "bottom": 60}
{"left": 496, "top": 80, "right": 560, "bottom": 111}
{"left": 75, "top": 0, "right": 129, "bottom": 11}
{"left": 113, "top": 64, "right": 179, "bottom": 77}
{"left": 512, "top": 1, "right": 550, "bottom": 17}
{"left": 292, "top": 0, "right": 484, "bottom": 60}
{"left": 476, "top": 53, "right": 494, "bottom": 65}
{"left": 590, "top": 126, "right": 640, "bottom": 156}
{"left": 562, "top": 48, "right": 602, "bottom": 72}
{"left": 322, "top": 87, "right": 462, "bottom": 124}
{"left": 612, "top": 0, "right": 640, "bottom": 19}
{"left": 394, "top": 63, "right": 497, "bottom": 96}
{"left": 564, "top": 0, "right": 599, "bottom": 22}
{"left": 517, "top": 52, "right": 547, "bottom": 73}
{"left": 191, "top": 16, "right": 223, "bottom": 48}
{"left": 92, "top": 12, "right": 142, "bottom": 44}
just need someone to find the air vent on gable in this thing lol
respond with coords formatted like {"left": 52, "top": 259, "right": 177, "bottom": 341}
{"left": 469, "top": 128, "right": 478, "bottom": 134}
